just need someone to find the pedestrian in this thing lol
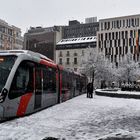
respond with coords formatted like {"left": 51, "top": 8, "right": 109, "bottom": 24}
{"left": 89, "top": 83, "right": 93, "bottom": 98}
{"left": 87, "top": 83, "right": 90, "bottom": 98}
{"left": 87, "top": 82, "right": 93, "bottom": 98}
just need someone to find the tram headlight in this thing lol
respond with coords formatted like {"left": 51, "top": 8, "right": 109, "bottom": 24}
{"left": 0, "top": 88, "right": 8, "bottom": 103}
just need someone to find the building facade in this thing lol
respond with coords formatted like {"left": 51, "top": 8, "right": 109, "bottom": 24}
{"left": 62, "top": 19, "right": 99, "bottom": 39}
{"left": 85, "top": 17, "right": 97, "bottom": 24}
{"left": 97, "top": 14, "right": 140, "bottom": 66}
{"left": 0, "top": 19, "right": 23, "bottom": 50}
{"left": 24, "top": 26, "right": 62, "bottom": 61}
{"left": 56, "top": 36, "right": 96, "bottom": 72}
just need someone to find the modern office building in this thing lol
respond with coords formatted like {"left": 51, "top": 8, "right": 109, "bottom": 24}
{"left": 0, "top": 19, "right": 23, "bottom": 50}
{"left": 24, "top": 26, "right": 62, "bottom": 61}
{"left": 56, "top": 36, "right": 97, "bottom": 72}
{"left": 62, "top": 18, "right": 99, "bottom": 39}
{"left": 97, "top": 14, "right": 140, "bottom": 66}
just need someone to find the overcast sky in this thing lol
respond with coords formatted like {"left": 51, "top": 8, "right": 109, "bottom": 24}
{"left": 1, "top": 0, "right": 140, "bottom": 34}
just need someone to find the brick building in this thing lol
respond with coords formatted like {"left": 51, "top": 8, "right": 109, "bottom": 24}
{"left": 0, "top": 19, "right": 23, "bottom": 50}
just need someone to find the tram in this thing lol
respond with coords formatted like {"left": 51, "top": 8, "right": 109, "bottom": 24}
{"left": 0, "top": 50, "right": 87, "bottom": 120}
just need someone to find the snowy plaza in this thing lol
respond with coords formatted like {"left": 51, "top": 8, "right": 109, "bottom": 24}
{"left": 1, "top": 93, "right": 140, "bottom": 140}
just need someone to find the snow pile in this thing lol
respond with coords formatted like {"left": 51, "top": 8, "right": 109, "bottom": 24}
{"left": 1, "top": 94, "right": 140, "bottom": 139}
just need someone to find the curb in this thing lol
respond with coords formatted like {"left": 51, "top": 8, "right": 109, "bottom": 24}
{"left": 95, "top": 90, "right": 140, "bottom": 99}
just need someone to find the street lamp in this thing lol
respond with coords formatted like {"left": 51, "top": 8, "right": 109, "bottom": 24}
{"left": 89, "top": 65, "right": 95, "bottom": 84}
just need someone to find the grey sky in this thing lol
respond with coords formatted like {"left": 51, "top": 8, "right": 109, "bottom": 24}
{"left": 1, "top": 0, "right": 140, "bottom": 34}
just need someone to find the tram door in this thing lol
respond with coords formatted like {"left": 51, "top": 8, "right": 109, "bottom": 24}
{"left": 34, "top": 67, "right": 42, "bottom": 109}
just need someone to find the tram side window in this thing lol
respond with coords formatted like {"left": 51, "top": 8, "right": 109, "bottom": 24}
{"left": 76, "top": 76, "right": 80, "bottom": 90}
{"left": 68, "top": 73, "right": 73, "bottom": 89}
{"left": 43, "top": 66, "right": 56, "bottom": 93}
{"left": 9, "top": 61, "right": 34, "bottom": 99}
{"left": 62, "top": 71, "right": 71, "bottom": 89}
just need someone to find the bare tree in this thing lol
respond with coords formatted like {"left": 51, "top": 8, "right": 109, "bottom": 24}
{"left": 117, "top": 53, "right": 140, "bottom": 83}
{"left": 80, "top": 50, "right": 114, "bottom": 88}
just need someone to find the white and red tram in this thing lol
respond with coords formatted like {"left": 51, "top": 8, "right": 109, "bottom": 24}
{"left": 0, "top": 50, "right": 87, "bottom": 120}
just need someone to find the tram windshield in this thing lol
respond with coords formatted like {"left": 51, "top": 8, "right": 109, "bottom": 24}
{"left": 0, "top": 55, "right": 17, "bottom": 92}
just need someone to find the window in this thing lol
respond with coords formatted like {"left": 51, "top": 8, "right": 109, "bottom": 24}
{"left": 105, "top": 33, "right": 107, "bottom": 40}
{"left": 66, "top": 51, "right": 70, "bottom": 56}
{"left": 130, "top": 30, "right": 133, "bottom": 38}
{"left": 108, "top": 22, "right": 110, "bottom": 29}
{"left": 123, "top": 20, "right": 125, "bottom": 27}
{"left": 62, "top": 71, "right": 73, "bottom": 90}
{"left": 116, "top": 47, "right": 118, "bottom": 55}
{"left": 136, "top": 18, "right": 139, "bottom": 26}
{"left": 116, "top": 32, "right": 118, "bottom": 39}
{"left": 42, "top": 66, "right": 56, "bottom": 93}
{"left": 82, "top": 50, "right": 84, "bottom": 56}
{"left": 109, "top": 33, "right": 111, "bottom": 40}
{"left": 101, "top": 22, "right": 103, "bottom": 30}
{"left": 74, "top": 58, "right": 77, "bottom": 64}
{"left": 112, "top": 32, "right": 114, "bottom": 39}
{"left": 59, "top": 51, "right": 63, "bottom": 57}
{"left": 112, "top": 21, "right": 114, "bottom": 29}
{"left": 59, "top": 58, "right": 62, "bottom": 64}
{"left": 66, "top": 58, "right": 70, "bottom": 64}
{"left": 101, "top": 33, "right": 103, "bottom": 41}
{"left": 122, "top": 31, "right": 124, "bottom": 39}
{"left": 131, "top": 18, "right": 134, "bottom": 27}
{"left": 0, "top": 55, "right": 17, "bottom": 92}
{"left": 117, "top": 20, "right": 119, "bottom": 28}
{"left": 9, "top": 61, "right": 34, "bottom": 99}
{"left": 104, "top": 22, "right": 107, "bottom": 30}
{"left": 74, "top": 52, "right": 77, "bottom": 56}
{"left": 129, "top": 38, "right": 132, "bottom": 46}
{"left": 125, "top": 31, "right": 128, "bottom": 38}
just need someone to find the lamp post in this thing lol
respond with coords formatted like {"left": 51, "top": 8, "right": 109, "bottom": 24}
{"left": 92, "top": 69, "right": 95, "bottom": 85}
{"left": 89, "top": 65, "right": 95, "bottom": 85}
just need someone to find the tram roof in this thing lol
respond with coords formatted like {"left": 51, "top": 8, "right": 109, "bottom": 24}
{"left": 0, "top": 50, "right": 53, "bottom": 62}
{"left": 57, "top": 36, "right": 96, "bottom": 45}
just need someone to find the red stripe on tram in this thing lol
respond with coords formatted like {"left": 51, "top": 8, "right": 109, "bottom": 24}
{"left": 16, "top": 93, "right": 33, "bottom": 117}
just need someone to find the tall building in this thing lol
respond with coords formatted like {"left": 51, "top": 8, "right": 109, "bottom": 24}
{"left": 24, "top": 26, "right": 62, "bottom": 61}
{"left": 62, "top": 19, "right": 99, "bottom": 39}
{"left": 85, "top": 17, "right": 97, "bottom": 24}
{"left": 56, "top": 36, "right": 96, "bottom": 72}
{"left": 0, "top": 19, "right": 23, "bottom": 50}
{"left": 97, "top": 14, "right": 140, "bottom": 66}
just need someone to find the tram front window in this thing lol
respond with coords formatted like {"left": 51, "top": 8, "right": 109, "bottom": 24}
{"left": 0, "top": 55, "right": 17, "bottom": 92}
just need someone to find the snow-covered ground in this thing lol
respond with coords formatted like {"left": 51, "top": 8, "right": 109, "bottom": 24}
{"left": 1, "top": 93, "right": 140, "bottom": 140}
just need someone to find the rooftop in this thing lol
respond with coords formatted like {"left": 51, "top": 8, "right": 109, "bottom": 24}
{"left": 57, "top": 36, "right": 97, "bottom": 45}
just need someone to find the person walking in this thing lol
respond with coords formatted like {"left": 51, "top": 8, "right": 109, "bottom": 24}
{"left": 87, "top": 83, "right": 90, "bottom": 98}
{"left": 89, "top": 83, "right": 93, "bottom": 98}
{"left": 87, "top": 83, "right": 93, "bottom": 98}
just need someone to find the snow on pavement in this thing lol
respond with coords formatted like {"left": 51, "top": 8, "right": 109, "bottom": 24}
{"left": 1, "top": 94, "right": 140, "bottom": 140}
